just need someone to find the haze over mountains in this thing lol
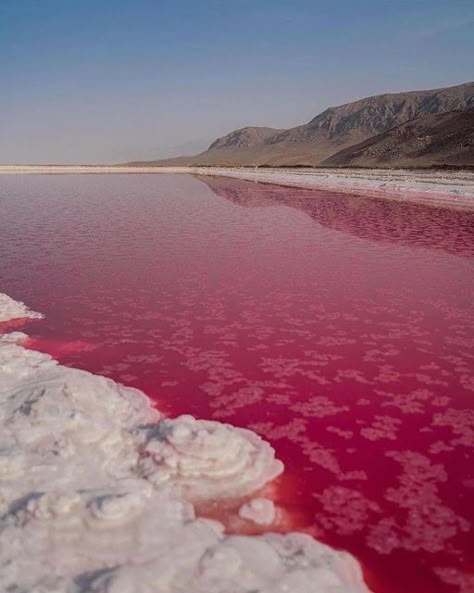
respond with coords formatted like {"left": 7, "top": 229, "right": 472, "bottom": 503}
{"left": 130, "top": 82, "right": 474, "bottom": 168}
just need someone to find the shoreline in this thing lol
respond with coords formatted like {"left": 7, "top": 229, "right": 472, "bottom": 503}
{"left": 1, "top": 165, "right": 474, "bottom": 210}
{"left": 0, "top": 293, "right": 372, "bottom": 593}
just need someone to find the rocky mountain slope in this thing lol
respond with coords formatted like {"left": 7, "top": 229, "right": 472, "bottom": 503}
{"left": 323, "top": 109, "right": 474, "bottom": 168}
{"left": 130, "top": 81, "right": 474, "bottom": 167}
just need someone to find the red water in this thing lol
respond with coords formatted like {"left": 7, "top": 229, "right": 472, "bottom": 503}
{"left": 1, "top": 173, "right": 473, "bottom": 593}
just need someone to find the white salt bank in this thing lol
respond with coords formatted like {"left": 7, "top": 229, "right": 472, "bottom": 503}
{"left": 0, "top": 292, "right": 372, "bottom": 593}
{"left": 0, "top": 292, "right": 43, "bottom": 322}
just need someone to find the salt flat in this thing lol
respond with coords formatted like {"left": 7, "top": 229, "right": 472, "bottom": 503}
{"left": 195, "top": 167, "right": 474, "bottom": 210}
{"left": 1, "top": 165, "right": 473, "bottom": 210}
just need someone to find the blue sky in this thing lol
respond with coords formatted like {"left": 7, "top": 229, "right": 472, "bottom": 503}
{"left": 1, "top": 0, "right": 473, "bottom": 163}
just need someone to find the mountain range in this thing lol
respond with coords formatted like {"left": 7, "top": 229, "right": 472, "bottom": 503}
{"left": 323, "top": 109, "right": 474, "bottom": 167}
{"left": 127, "top": 81, "right": 474, "bottom": 168}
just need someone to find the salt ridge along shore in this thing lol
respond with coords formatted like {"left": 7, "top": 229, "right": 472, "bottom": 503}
{"left": 0, "top": 293, "right": 44, "bottom": 323}
{"left": 1, "top": 165, "right": 474, "bottom": 210}
{"left": 192, "top": 167, "right": 474, "bottom": 211}
{"left": 0, "top": 293, "right": 371, "bottom": 593}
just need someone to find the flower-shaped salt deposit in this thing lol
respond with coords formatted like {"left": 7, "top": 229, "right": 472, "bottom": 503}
{"left": 138, "top": 414, "right": 284, "bottom": 500}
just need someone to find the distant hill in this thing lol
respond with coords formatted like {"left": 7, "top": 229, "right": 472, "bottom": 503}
{"left": 127, "top": 81, "right": 474, "bottom": 168}
{"left": 323, "top": 110, "right": 474, "bottom": 168}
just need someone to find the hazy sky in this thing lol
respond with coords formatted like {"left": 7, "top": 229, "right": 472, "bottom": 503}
{"left": 1, "top": 0, "right": 473, "bottom": 164}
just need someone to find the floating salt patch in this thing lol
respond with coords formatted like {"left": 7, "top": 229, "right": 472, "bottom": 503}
{"left": 239, "top": 498, "right": 276, "bottom": 525}
{"left": 0, "top": 294, "right": 372, "bottom": 593}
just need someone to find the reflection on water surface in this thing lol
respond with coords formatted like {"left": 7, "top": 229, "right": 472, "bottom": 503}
{"left": 0, "top": 173, "right": 473, "bottom": 593}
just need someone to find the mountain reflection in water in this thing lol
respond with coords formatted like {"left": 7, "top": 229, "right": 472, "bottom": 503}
{"left": 0, "top": 173, "right": 473, "bottom": 593}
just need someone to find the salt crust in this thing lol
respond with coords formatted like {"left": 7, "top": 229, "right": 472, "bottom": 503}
{"left": 195, "top": 167, "right": 474, "bottom": 210}
{"left": 0, "top": 295, "right": 371, "bottom": 593}
{"left": 0, "top": 331, "right": 29, "bottom": 343}
{"left": 0, "top": 293, "right": 43, "bottom": 322}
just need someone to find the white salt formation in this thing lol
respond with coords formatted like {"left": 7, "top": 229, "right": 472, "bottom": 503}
{"left": 137, "top": 415, "right": 283, "bottom": 500}
{"left": 239, "top": 498, "right": 276, "bottom": 525}
{"left": 0, "top": 331, "right": 29, "bottom": 343}
{"left": 0, "top": 292, "right": 43, "bottom": 322}
{"left": 0, "top": 293, "right": 371, "bottom": 593}
{"left": 194, "top": 167, "right": 474, "bottom": 211}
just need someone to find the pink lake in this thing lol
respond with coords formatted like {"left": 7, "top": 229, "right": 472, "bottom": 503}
{"left": 0, "top": 173, "right": 473, "bottom": 593}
